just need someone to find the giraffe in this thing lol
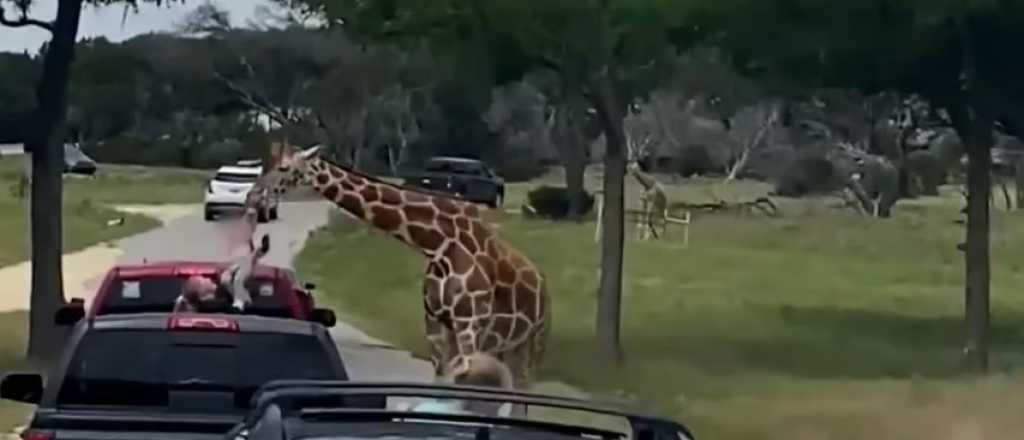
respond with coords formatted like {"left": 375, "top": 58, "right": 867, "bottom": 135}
{"left": 253, "top": 141, "right": 550, "bottom": 389}
{"left": 625, "top": 141, "right": 668, "bottom": 240}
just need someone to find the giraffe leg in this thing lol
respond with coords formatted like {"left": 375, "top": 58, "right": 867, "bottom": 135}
{"left": 424, "top": 313, "right": 451, "bottom": 377}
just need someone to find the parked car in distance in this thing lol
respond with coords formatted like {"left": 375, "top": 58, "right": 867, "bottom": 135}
{"left": 54, "top": 261, "right": 335, "bottom": 328}
{"left": 399, "top": 157, "right": 505, "bottom": 208}
{"left": 0, "top": 313, "right": 349, "bottom": 440}
{"left": 225, "top": 380, "right": 697, "bottom": 440}
{"left": 63, "top": 143, "right": 97, "bottom": 176}
{"left": 205, "top": 163, "right": 278, "bottom": 222}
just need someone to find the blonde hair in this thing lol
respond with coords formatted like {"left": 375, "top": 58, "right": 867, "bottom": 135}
{"left": 446, "top": 352, "right": 514, "bottom": 389}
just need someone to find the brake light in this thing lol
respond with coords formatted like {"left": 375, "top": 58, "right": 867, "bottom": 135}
{"left": 167, "top": 316, "right": 239, "bottom": 332}
{"left": 21, "top": 430, "right": 54, "bottom": 440}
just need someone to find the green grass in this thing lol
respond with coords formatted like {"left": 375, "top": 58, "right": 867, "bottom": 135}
{"left": 0, "top": 157, "right": 210, "bottom": 266}
{"left": 297, "top": 171, "right": 1024, "bottom": 440}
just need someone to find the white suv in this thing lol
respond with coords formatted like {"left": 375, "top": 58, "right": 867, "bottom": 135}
{"left": 203, "top": 163, "right": 279, "bottom": 222}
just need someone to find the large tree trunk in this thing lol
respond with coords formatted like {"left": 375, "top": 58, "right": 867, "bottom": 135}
{"left": 26, "top": 0, "right": 84, "bottom": 363}
{"left": 554, "top": 103, "right": 587, "bottom": 220}
{"left": 961, "top": 115, "right": 993, "bottom": 373}
{"left": 554, "top": 77, "right": 589, "bottom": 219}
{"left": 589, "top": 74, "right": 626, "bottom": 363}
{"left": 952, "top": 16, "right": 993, "bottom": 374}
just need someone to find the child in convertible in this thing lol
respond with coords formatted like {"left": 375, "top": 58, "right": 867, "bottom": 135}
{"left": 410, "top": 352, "right": 516, "bottom": 417}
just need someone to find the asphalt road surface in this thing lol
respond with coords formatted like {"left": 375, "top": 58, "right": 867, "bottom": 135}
{"left": 114, "top": 200, "right": 435, "bottom": 382}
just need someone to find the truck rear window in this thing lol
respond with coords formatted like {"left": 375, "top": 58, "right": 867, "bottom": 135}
{"left": 57, "top": 330, "right": 338, "bottom": 412}
{"left": 214, "top": 172, "right": 258, "bottom": 183}
{"left": 424, "top": 161, "right": 485, "bottom": 176}
{"left": 99, "top": 276, "right": 289, "bottom": 316}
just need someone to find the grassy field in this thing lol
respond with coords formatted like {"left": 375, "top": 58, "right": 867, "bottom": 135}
{"left": 297, "top": 169, "right": 1024, "bottom": 440}
{"left": 0, "top": 157, "right": 209, "bottom": 266}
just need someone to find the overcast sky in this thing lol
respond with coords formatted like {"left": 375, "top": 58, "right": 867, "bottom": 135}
{"left": 0, "top": 0, "right": 281, "bottom": 54}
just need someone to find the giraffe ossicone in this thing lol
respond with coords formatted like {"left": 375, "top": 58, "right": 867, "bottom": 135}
{"left": 252, "top": 141, "right": 551, "bottom": 389}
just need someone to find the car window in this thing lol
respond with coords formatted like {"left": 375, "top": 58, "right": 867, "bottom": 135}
{"left": 98, "top": 275, "right": 289, "bottom": 315}
{"left": 425, "top": 160, "right": 485, "bottom": 176}
{"left": 57, "top": 330, "right": 337, "bottom": 412}
{"left": 214, "top": 172, "right": 259, "bottom": 183}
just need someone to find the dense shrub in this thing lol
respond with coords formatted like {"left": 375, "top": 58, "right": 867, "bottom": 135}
{"left": 674, "top": 145, "right": 718, "bottom": 177}
{"left": 525, "top": 185, "right": 594, "bottom": 220}
{"left": 774, "top": 155, "right": 838, "bottom": 196}
{"left": 496, "top": 154, "right": 546, "bottom": 182}
{"left": 905, "top": 149, "right": 942, "bottom": 196}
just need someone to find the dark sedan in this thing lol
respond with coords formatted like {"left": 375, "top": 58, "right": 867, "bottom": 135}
{"left": 399, "top": 157, "right": 505, "bottom": 207}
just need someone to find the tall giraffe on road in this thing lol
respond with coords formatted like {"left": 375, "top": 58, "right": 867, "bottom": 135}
{"left": 252, "top": 142, "right": 550, "bottom": 389}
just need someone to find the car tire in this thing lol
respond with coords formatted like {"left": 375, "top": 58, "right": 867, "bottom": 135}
{"left": 257, "top": 208, "right": 270, "bottom": 223}
{"left": 489, "top": 193, "right": 504, "bottom": 208}
{"left": 270, "top": 206, "right": 279, "bottom": 221}
{"left": 204, "top": 207, "right": 216, "bottom": 222}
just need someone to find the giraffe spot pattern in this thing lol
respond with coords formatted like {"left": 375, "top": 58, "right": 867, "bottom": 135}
{"left": 446, "top": 243, "right": 475, "bottom": 276}
{"left": 339, "top": 193, "right": 364, "bottom": 218}
{"left": 435, "top": 197, "right": 460, "bottom": 215}
{"left": 322, "top": 185, "right": 340, "bottom": 202}
{"left": 496, "top": 259, "right": 517, "bottom": 284}
{"left": 370, "top": 206, "right": 403, "bottom": 231}
{"left": 458, "top": 230, "right": 478, "bottom": 254}
{"left": 437, "top": 216, "right": 456, "bottom": 238}
{"left": 405, "top": 204, "right": 436, "bottom": 224}
{"left": 405, "top": 191, "right": 429, "bottom": 203}
{"left": 360, "top": 185, "right": 380, "bottom": 203}
{"left": 409, "top": 224, "right": 445, "bottom": 251}
{"left": 379, "top": 186, "right": 402, "bottom": 204}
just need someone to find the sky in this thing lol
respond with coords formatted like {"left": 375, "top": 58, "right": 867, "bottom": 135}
{"left": 0, "top": 0, "right": 282, "bottom": 54}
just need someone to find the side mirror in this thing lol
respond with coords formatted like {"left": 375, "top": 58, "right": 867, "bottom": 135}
{"left": 311, "top": 308, "right": 336, "bottom": 328}
{"left": 0, "top": 373, "right": 43, "bottom": 404}
{"left": 303, "top": 282, "right": 316, "bottom": 291}
{"left": 54, "top": 300, "right": 85, "bottom": 326}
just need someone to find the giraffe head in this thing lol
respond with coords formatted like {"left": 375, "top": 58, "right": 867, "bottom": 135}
{"left": 261, "top": 141, "right": 323, "bottom": 195}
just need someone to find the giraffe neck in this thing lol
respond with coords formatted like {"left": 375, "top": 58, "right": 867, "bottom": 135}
{"left": 630, "top": 168, "right": 657, "bottom": 191}
{"left": 307, "top": 158, "right": 484, "bottom": 257}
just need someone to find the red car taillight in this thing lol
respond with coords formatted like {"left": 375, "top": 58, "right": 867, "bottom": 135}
{"left": 167, "top": 316, "right": 239, "bottom": 332}
{"left": 21, "top": 430, "right": 54, "bottom": 440}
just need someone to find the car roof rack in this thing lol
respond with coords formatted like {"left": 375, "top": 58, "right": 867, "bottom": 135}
{"left": 243, "top": 380, "right": 695, "bottom": 440}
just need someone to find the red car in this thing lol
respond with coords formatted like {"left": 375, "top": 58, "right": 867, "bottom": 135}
{"left": 55, "top": 261, "right": 336, "bottom": 327}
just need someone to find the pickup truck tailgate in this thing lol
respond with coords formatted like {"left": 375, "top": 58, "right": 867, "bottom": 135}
{"left": 49, "top": 430, "right": 226, "bottom": 440}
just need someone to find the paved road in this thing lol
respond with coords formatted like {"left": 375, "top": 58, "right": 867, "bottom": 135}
{"left": 112, "top": 201, "right": 435, "bottom": 382}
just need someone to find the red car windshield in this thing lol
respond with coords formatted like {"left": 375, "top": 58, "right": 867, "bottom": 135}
{"left": 95, "top": 274, "right": 294, "bottom": 318}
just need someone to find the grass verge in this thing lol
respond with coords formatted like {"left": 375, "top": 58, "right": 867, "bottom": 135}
{"left": 0, "top": 157, "right": 208, "bottom": 266}
{"left": 297, "top": 173, "right": 1024, "bottom": 440}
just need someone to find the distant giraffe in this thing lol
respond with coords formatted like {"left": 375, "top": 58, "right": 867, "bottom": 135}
{"left": 253, "top": 141, "right": 550, "bottom": 389}
{"left": 625, "top": 139, "right": 667, "bottom": 240}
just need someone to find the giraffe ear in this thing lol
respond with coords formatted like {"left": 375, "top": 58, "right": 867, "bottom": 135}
{"left": 298, "top": 145, "right": 321, "bottom": 160}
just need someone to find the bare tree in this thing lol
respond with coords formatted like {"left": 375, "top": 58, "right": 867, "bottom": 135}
{"left": 725, "top": 100, "right": 781, "bottom": 181}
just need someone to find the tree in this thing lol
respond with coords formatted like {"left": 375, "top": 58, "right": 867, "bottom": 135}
{"left": 0, "top": 52, "right": 39, "bottom": 143}
{"left": 0, "top": 0, "right": 173, "bottom": 362}
{"left": 705, "top": 0, "right": 1024, "bottom": 372}
{"left": 283, "top": 0, "right": 701, "bottom": 361}
{"left": 68, "top": 37, "right": 149, "bottom": 145}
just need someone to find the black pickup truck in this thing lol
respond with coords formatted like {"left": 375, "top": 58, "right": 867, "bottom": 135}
{"left": 399, "top": 157, "right": 505, "bottom": 208}
{"left": 0, "top": 313, "right": 348, "bottom": 440}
